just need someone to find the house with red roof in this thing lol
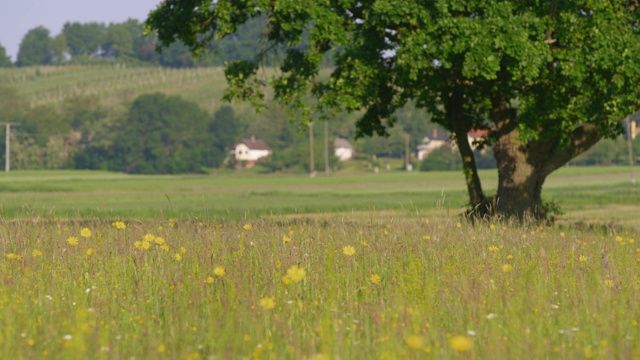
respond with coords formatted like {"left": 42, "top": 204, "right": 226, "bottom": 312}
{"left": 234, "top": 136, "right": 272, "bottom": 162}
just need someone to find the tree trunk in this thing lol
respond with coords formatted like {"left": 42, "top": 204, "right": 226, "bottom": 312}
{"left": 491, "top": 98, "right": 602, "bottom": 220}
{"left": 446, "top": 87, "right": 486, "bottom": 208}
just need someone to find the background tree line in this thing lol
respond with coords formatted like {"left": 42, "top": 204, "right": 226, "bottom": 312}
{"left": 0, "top": 17, "right": 277, "bottom": 68}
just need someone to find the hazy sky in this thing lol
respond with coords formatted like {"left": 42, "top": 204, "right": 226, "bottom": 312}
{"left": 0, "top": 0, "right": 163, "bottom": 61}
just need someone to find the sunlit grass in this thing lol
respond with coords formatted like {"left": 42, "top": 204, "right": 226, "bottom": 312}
{"left": 1, "top": 216, "right": 638, "bottom": 359}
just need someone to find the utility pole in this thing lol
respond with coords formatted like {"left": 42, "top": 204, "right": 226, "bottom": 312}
{"left": 626, "top": 117, "right": 636, "bottom": 185}
{"left": 309, "top": 121, "right": 315, "bottom": 176}
{"left": 405, "top": 132, "right": 412, "bottom": 171}
{"left": 1, "top": 123, "right": 18, "bottom": 172}
{"left": 324, "top": 120, "right": 330, "bottom": 174}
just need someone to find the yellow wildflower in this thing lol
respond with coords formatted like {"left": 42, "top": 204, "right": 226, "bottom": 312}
{"left": 579, "top": 255, "right": 588, "bottom": 262}
{"left": 369, "top": 274, "right": 381, "bottom": 284}
{"left": 180, "top": 246, "right": 186, "bottom": 254}
{"left": 281, "top": 275, "right": 292, "bottom": 285}
{"left": 449, "top": 335, "right": 473, "bottom": 352}
{"left": 405, "top": 335, "right": 424, "bottom": 350}
{"left": 143, "top": 234, "right": 155, "bottom": 243}
{"left": 343, "top": 246, "right": 356, "bottom": 256}
{"left": 205, "top": 277, "right": 214, "bottom": 284}
{"left": 259, "top": 297, "right": 276, "bottom": 310}
{"left": 488, "top": 246, "right": 499, "bottom": 252}
{"left": 86, "top": 248, "right": 94, "bottom": 256}
{"left": 154, "top": 237, "right": 165, "bottom": 245}
{"left": 456, "top": 222, "right": 462, "bottom": 228}
{"left": 141, "top": 241, "right": 152, "bottom": 250}
{"left": 243, "top": 223, "right": 252, "bottom": 230}
{"left": 134, "top": 241, "right": 144, "bottom": 249}
{"left": 31, "top": 250, "right": 42, "bottom": 257}
{"left": 604, "top": 279, "right": 613, "bottom": 288}
{"left": 67, "top": 237, "right": 79, "bottom": 246}
{"left": 6, "top": 253, "right": 22, "bottom": 260}
{"left": 489, "top": 224, "right": 495, "bottom": 230}
{"left": 158, "top": 343, "right": 165, "bottom": 353}
{"left": 112, "top": 221, "right": 126, "bottom": 230}
{"left": 213, "top": 266, "right": 226, "bottom": 277}
{"left": 286, "top": 265, "right": 306, "bottom": 283}
{"left": 282, "top": 235, "right": 291, "bottom": 244}
{"left": 160, "top": 245, "right": 169, "bottom": 252}
{"left": 502, "top": 264, "right": 513, "bottom": 273}
{"left": 174, "top": 253, "right": 182, "bottom": 261}
{"left": 80, "top": 228, "right": 91, "bottom": 238}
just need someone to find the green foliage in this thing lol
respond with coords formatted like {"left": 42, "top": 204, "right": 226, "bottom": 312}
{"left": 112, "top": 93, "right": 218, "bottom": 174}
{"left": 63, "top": 22, "right": 105, "bottom": 56}
{"left": 17, "top": 26, "right": 55, "bottom": 66}
{"left": 419, "top": 147, "right": 462, "bottom": 172}
{"left": 0, "top": 43, "right": 13, "bottom": 67}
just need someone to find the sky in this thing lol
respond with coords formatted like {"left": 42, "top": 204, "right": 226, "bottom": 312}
{"left": 0, "top": 0, "right": 163, "bottom": 61}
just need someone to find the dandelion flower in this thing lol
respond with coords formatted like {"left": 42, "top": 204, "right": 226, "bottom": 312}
{"left": 143, "top": 234, "right": 155, "bottom": 243}
{"left": 343, "top": 246, "right": 356, "bottom": 256}
{"left": 456, "top": 222, "right": 462, "bottom": 228}
{"left": 281, "top": 275, "right": 292, "bottom": 285}
{"left": 141, "top": 241, "right": 152, "bottom": 250}
{"left": 86, "top": 248, "right": 94, "bottom": 256}
{"left": 160, "top": 245, "right": 169, "bottom": 252}
{"left": 579, "top": 255, "right": 588, "bottom": 262}
{"left": 604, "top": 279, "right": 613, "bottom": 288}
{"left": 174, "top": 253, "right": 182, "bottom": 261}
{"left": 502, "top": 264, "right": 513, "bottom": 273}
{"left": 180, "top": 246, "right": 186, "bottom": 254}
{"left": 80, "top": 228, "right": 91, "bottom": 238}
{"left": 154, "top": 237, "right": 165, "bottom": 245}
{"left": 405, "top": 335, "right": 424, "bottom": 350}
{"left": 67, "top": 237, "right": 79, "bottom": 246}
{"left": 449, "top": 335, "right": 473, "bottom": 352}
{"left": 259, "top": 297, "right": 276, "bottom": 310}
{"left": 213, "top": 266, "right": 226, "bottom": 277}
{"left": 31, "top": 250, "right": 42, "bottom": 257}
{"left": 134, "top": 241, "right": 144, "bottom": 249}
{"left": 369, "top": 274, "right": 381, "bottom": 284}
{"left": 112, "top": 221, "right": 126, "bottom": 230}
{"left": 286, "top": 265, "right": 306, "bottom": 283}
{"left": 6, "top": 253, "right": 22, "bottom": 260}
{"left": 488, "top": 246, "right": 499, "bottom": 252}
{"left": 243, "top": 223, "right": 252, "bottom": 231}
{"left": 489, "top": 224, "right": 495, "bottom": 230}
{"left": 205, "top": 277, "right": 214, "bottom": 284}
{"left": 282, "top": 235, "right": 291, "bottom": 244}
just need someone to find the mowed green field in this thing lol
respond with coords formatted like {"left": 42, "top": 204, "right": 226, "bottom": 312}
{"left": 0, "top": 166, "right": 639, "bottom": 225}
{"left": 1, "top": 167, "right": 640, "bottom": 359}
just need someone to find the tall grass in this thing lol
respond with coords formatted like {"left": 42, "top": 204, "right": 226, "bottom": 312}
{"left": 1, "top": 216, "right": 638, "bottom": 359}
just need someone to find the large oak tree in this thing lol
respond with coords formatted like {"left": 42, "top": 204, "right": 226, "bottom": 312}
{"left": 146, "top": 0, "right": 640, "bottom": 219}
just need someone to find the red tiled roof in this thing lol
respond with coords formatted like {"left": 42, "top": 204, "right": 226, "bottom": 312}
{"left": 241, "top": 137, "right": 271, "bottom": 151}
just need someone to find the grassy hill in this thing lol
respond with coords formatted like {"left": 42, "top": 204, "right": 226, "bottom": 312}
{"left": 0, "top": 64, "right": 257, "bottom": 116}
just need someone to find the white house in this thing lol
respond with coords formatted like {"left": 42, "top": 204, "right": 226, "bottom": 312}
{"left": 334, "top": 137, "right": 355, "bottom": 161}
{"left": 234, "top": 136, "right": 272, "bottom": 162}
{"left": 416, "top": 129, "right": 449, "bottom": 160}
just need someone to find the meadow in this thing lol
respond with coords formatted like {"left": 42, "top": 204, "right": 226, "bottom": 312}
{"left": 1, "top": 167, "right": 639, "bottom": 359}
